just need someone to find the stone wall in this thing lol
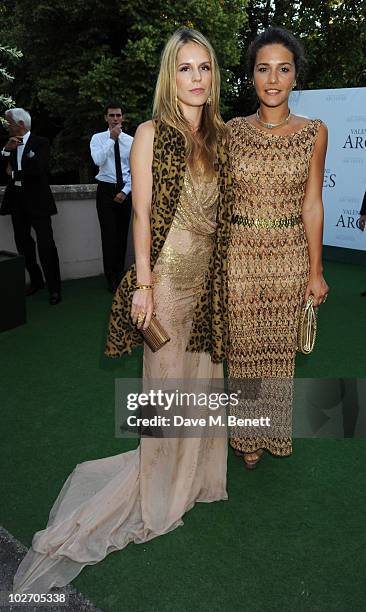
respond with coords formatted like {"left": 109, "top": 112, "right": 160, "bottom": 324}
{"left": 0, "top": 185, "right": 107, "bottom": 280}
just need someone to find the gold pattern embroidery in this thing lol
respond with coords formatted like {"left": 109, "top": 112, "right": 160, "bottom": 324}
{"left": 227, "top": 117, "right": 322, "bottom": 457}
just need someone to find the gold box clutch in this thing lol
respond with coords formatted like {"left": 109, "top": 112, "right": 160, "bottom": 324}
{"left": 297, "top": 296, "right": 317, "bottom": 355}
{"left": 141, "top": 315, "right": 170, "bottom": 352}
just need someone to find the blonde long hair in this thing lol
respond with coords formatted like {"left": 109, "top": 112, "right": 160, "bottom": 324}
{"left": 153, "top": 28, "right": 225, "bottom": 174}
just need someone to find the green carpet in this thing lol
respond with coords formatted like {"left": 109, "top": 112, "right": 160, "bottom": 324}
{"left": 295, "top": 260, "right": 365, "bottom": 377}
{"left": 0, "top": 261, "right": 365, "bottom": 611}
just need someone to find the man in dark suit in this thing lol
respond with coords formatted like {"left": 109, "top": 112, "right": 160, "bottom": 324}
{"left": 0, "top": 108, "right": 61, "bottom": 304}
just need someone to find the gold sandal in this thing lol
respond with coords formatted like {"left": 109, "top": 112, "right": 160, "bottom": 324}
{"left": 243, "top": 449, "right": 263, "bottom": 470}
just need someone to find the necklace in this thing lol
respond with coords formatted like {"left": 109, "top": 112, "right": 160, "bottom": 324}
{"left": 256, "top": 108, "right": 291, "bottom": 129}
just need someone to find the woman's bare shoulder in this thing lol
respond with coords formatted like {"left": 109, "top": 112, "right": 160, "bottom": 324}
{"left": 134, "top": 120, "right": 155, "bottom": 139}
{"left": 132, "top": 121, "right": 155, "bottom": 157}
{"left": 291, "top": 114, "right": 327, "bottom": 132}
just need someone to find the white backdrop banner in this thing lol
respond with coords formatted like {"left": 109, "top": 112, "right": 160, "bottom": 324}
{"left": 289, "top": 87, "right": 366, "bottom": 251}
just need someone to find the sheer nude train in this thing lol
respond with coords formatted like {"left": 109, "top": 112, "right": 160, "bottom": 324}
{"left": 13, "top": 170, "right": 227, "bottom": 593}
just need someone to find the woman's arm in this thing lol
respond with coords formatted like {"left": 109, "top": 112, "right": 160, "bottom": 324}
{"left": 301, "top": 122, "right": 329, "bottom": 307}
{"left": 130, "top": 120, "right": 155, "bottom": 329}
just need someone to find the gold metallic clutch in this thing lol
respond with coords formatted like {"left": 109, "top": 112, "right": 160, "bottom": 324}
{"left": 297, "top": 296, "right": 317, "bottom": 354}
{"left": 142, "top": 315, "right": 170, "bottom": 352}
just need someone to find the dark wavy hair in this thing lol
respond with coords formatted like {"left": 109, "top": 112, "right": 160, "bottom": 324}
{"left": 246, "top": 27, "right": 307, "bottom": 86}
{"left": 104, "top": 102, "right": 125, "bottom": 115}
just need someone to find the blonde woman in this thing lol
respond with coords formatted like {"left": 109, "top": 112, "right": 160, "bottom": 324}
{"left": 14, "top": 28, "right": 231, "bottom": 594}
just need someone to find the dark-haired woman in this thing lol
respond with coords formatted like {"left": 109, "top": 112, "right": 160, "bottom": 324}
{"left": 227, "top": 27, "right": 328, "bottom": 468}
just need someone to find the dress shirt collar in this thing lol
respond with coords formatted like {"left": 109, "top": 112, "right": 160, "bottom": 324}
{"left": 105, "top": 129, "right": 126, "bottom": 140}
{"left": 20, "top": 131, "right": 31, "bottom": 146}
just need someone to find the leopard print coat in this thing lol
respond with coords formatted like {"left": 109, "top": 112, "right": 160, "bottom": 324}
{"left": 105, "top": 120, "right": 232, "bottom": 363}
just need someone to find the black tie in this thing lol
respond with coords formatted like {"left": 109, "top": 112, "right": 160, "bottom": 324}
{"left": 114, "top": 138, "right": 124, "bottom": 192}
{"left": 10, "top": 149, "right": 18, "bottom": 180}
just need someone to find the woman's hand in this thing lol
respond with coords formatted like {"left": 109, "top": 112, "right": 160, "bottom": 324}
{"left": 131, "top": 289, "right": 154, "bottom": 330}
{"left": 129, "top": 121, "right": 155, "bottom": 331}
{"left": 304, "top": 274, "right": 329, "bottom": 307}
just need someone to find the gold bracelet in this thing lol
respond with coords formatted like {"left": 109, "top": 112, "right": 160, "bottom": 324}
{"left": 136, "top": 284, "right": 153, "bottom": 290}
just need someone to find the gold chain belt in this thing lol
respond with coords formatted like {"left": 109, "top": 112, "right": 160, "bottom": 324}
{"left": 231, "top": 213, "right": 302, "bottom": 229}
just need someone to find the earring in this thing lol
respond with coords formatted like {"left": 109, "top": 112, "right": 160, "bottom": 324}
{"left": 292, "top": 81, "right": 297, "bottom": 89}
{"left": 206, "top": 95, "right": 212, "bottom": 105}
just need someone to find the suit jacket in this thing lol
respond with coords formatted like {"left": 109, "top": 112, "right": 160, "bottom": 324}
{"left": 0, "top": 133, "right": 57, "bottom": 217}
{"left": 360, "top": 191, "right": 366, "bottom": 216}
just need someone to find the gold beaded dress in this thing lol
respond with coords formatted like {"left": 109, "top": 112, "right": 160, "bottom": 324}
{"left": 227, "top": 117, "right": 322, "bottom": 456}
{"left": 13, "top": 168, "right": 227, "bottom": 594}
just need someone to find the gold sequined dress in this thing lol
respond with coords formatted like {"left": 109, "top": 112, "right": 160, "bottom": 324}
{"left": 145, "top": 167, "right": 223, "bottom": 378}
{"left": 13, "top": 169, "right": 227, "bottom": 594}
{"left": 227, "top": 117, "right": 321, "bottom": 456}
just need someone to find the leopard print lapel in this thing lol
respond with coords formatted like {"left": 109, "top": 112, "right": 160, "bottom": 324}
{"left": 105, "top": 120, "right": 232, "bottom": 362}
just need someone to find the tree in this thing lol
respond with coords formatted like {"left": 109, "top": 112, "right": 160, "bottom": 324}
{"left": 120, "top": 0, "right": 247, "bottom": 126}
{"left": 0, "top": 44, "right": 22, "bottom": 121}
{"left": 228, "top": 0, "right": 366, "bottom": 118}
{"left": 1, "top": 0, "right": 247, "bottom": 181}
{"left": 0, "top": 1, "right": 363, "bottom": 182}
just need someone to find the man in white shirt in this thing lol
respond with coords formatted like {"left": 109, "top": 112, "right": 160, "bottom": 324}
{"left": 90, "top": 102, "right": 133, "bottom": 293}
{"left": 0, "top": 108, "right": 61, "bottom": 305}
